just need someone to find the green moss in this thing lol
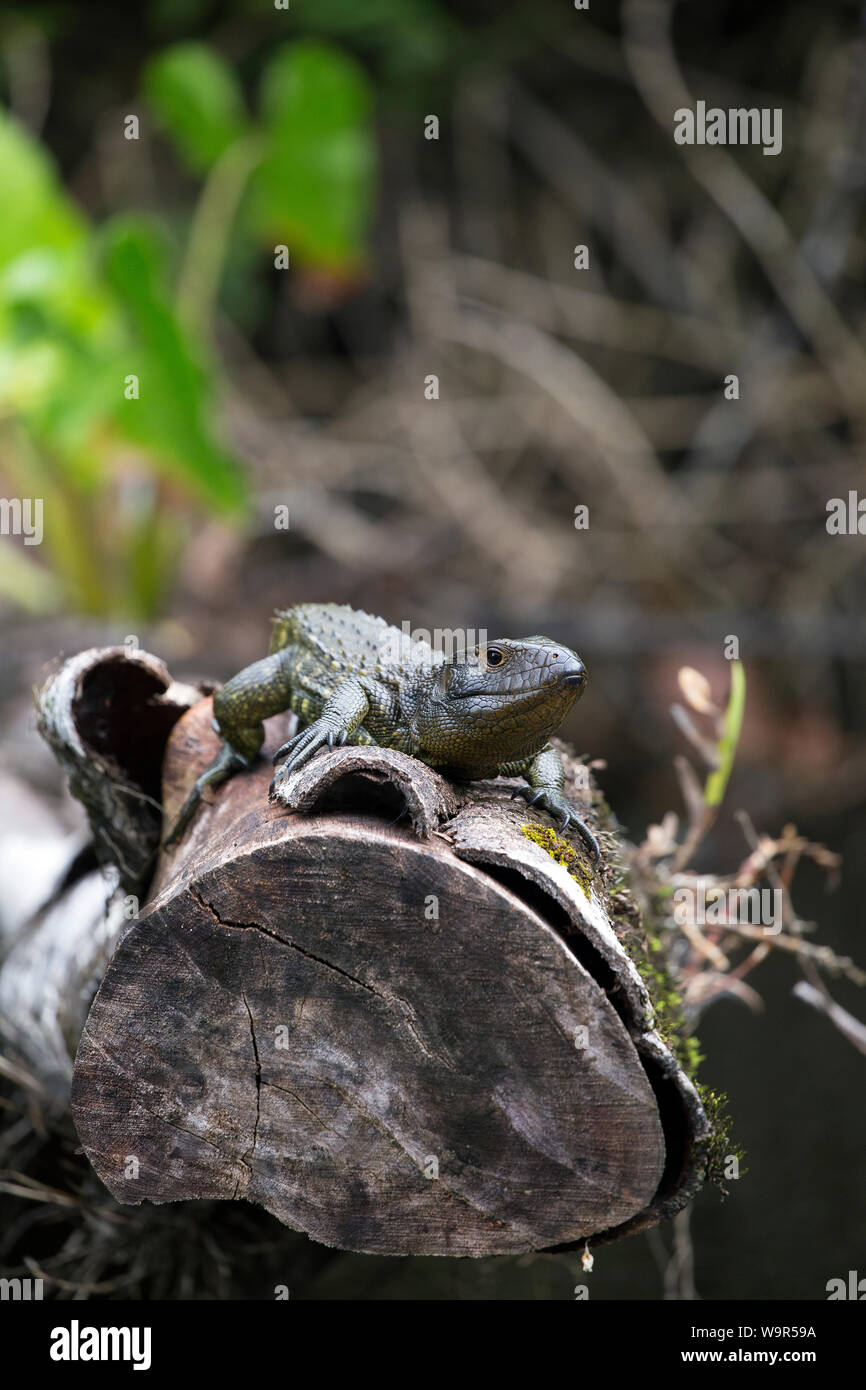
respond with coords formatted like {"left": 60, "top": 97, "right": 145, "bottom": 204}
{"left": 520, "top": 823, "right": 592, "bottom": 897}
{"left": 522, "top": 820, "right": 741, "bottom": 1194}
{"left": 696, "top": 1084, "right": 747, "bottom": 1191}
{"left": 635, "top": 933, "right": 745, "bottom": 1192}
{"left": 634, "top": 931, "right": 704, "bottom": 1077}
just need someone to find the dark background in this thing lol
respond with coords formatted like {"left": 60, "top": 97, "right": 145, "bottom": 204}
{"left": 0, "top": 0, "right": 864, "bottom": 1299}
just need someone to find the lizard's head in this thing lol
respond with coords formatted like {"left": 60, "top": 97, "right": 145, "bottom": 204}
{"left": 413, "top": 636, "right": 588, "bottom": 770}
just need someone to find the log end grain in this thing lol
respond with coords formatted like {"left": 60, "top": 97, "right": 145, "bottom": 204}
{"left": 70, "top": 692, "right": 709, "bottom": 1256}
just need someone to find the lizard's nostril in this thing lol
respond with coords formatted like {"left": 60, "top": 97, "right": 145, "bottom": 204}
{"left": 559, "top": 656, "right": 586, "bottom": 689}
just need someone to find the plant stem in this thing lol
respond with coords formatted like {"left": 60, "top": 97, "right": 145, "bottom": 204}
{"left": 704, "top": 660, "right": 746, "bottom": 808}
{"left": 177, "top": 133, "right": 264, "bottom": 344}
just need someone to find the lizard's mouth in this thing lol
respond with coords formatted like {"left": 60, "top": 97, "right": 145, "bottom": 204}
{"left": 452, "top": 672, "right": 583, "bottom": 699}
{"left": 455, "top": 657, "right": 586, "bottom": 699}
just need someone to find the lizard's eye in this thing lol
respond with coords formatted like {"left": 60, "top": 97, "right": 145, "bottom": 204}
{"left": 485, "top": 647, "right": 505, "bottom": 667}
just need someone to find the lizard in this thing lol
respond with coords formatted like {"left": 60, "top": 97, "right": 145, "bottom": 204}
{"left": 164, "top": 603, "right": 600, "bottom": 861}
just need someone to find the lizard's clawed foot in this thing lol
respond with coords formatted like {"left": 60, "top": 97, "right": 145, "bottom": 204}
{"left": 511, "top": 785, "right": 600, "bottom": 862}
{"left": 164, "top": 744, "right": 250, "bottom": 847}
{"left": 270, "top": 718, "right": 350, "bottom": 798}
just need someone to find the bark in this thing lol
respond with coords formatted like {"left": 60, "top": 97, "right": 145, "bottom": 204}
{"left": 0, "top": 648, "right": 201, "bottom": 1100}
{"left": 57, "top": 666, "right": 709, "bottom": 1256}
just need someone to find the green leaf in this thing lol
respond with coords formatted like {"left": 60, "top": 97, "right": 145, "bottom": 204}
{"left": 0, "top": 116, "right": 124, "bottom": 464}
{"left": 249, "top": 40, "right": 375, "bottom": 271}
{"left": 144, "top": 42, "right": 249, "bottom": 175}
{"left": 0, "top": 245, "right": 114, "bottom": 340}
{"left": 704, "top": 662, "right": 746, "bottom": 809}
{"left": 100, "top": 216, "right": 245, "bottom": 513}
{"left": 0, "top": 245, "right": 119, "bottom": 476}
{"left": 0, "top": 109, "right": 85, "bottom": 267}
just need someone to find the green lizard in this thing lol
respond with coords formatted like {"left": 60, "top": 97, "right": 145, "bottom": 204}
{"left": 164, "top": 603, "right": 599, "bottom": 860}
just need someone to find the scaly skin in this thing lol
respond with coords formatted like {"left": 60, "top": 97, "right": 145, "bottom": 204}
{"left": 164, "top": 603, "right": 599, "bottom": 860}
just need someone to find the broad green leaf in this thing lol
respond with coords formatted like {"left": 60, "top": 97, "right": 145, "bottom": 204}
{"left": 0, "top": 245, "right": 116, "bottom": 356}
{"left": 0, "top": 338, "right": 68, "bottom": 412}
{"left": 0, "top": 112, "right": 247, "bottom": 617}
{"left": 31, "top": 345, "right": 121, "bottom": 466}
{"left": 144, "top": 42, "right": 249, "bottom": 175}
{"left": 0, "top": 109, "right": 85, "bottom": 266}
{"left": 0, "top": 248, "right": 130, "bottom": 486}
{"left": 0, "top": 117, "right": 123, "bottom": 467}
{"left": 101, "top": 216, "right": 245, "bottom": 513}
{"left": 249, "top": 41, "right": 375, "bottom": 271}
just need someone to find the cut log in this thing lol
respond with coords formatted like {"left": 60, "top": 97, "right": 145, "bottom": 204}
{"left": 0, "top": 647, "right": 202, "bottom": 1102}
{"left": 70, "top": 688, "right": 710, "bottom": 1257}
{"left": 35, "top": 645, "right": 202, "bottom": 897}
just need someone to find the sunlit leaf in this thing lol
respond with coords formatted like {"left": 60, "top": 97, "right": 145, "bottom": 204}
{"left": 248, "top": 41, "right": 375, "bottom": 272}
{"left": 101, "top": 216, "right": 245, "bottom": 513}
{"left": 0, "top": 110, "right": 85, "bottom": 267}
{"left": 144, "top": 42, "right": 249, "bottom": 175}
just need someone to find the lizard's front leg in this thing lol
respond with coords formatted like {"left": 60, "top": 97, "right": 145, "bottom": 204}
{"left": 164, "top": 651, "right": 293, "bottom": 846}
{"left": 270, "top": 678, "right": 370, "bottom": 796}
{"left": 504, "top": 743, "right": 600, "bottom": 861}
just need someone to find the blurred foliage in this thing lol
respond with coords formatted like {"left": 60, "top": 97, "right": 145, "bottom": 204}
{"left": 146, "top": 39, "right": 376, "bottom": 273}
{"left": 0, "top": 105, "right": 244, "bottom": 617}
{"left": 143, "top": 42, "right": 249, "bottom": 175}
{"left": 250, "top": 42, "right": 374, "bottom": 271}
{"left": 0, "top": 0, "right": 864, "bottom": 1309}
{"left": 0, "top": 33, "right": 378, "bottom": 618}
{"left": 277, "top": 0, "right": 462, "bottom": 86}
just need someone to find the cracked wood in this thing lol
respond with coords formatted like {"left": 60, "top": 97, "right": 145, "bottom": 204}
{"left": 70, "top": 695, "right": 706, "bottom": 1257}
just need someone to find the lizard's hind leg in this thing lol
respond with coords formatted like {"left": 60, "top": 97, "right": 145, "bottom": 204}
{"left": 164, "top": 650, "right": 294, "bottom": 845}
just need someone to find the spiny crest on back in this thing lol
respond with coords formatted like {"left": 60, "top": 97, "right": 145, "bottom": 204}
{"left": 269, "top": 603, "right": 417, "bottom": 676}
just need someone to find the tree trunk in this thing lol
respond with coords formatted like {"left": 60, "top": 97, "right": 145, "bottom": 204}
{"left": 63, "top": 663, "right": 709, "bottom": 1257}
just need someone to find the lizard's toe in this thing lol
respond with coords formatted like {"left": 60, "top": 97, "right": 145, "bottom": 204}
{"left": 281, "top": 734, "right": 320, "bottom": 772}
{"left": 274, "top": 718, "right": 349, "bottom": 775}
{"left": 569, "top": 815, "right": 601, "bottom": 861}
{"left": 273, "top": 733, "right": 302, "bottom": 764}
{"left": 511, "top": 786, "right": 545, "bottom": 806}
{"left": 164, "top": 744, "right": 249, "bottom": 845}
{"left": 519, "top": 786, "right": 600, "bottom": 864}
